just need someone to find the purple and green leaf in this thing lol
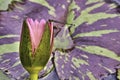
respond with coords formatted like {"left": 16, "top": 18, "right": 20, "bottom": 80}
{"left": 0, "top": 0, "right": 120, "bottom": 80}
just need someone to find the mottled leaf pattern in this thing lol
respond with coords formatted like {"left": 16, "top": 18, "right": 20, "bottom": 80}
{"left": 0, "top": 0, "right": 120, "bottom": 80}
{"left": 54, "top": 0, "right": 120, "bottom": 80}
{"left": 0, "top": 70, "right": 10, "bottom": 80}
{"left": 0, "top": 0, "right": 22, "bottom": 11}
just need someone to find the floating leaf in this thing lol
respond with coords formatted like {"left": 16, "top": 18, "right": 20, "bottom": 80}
{"left": 0, "top": 0, "right": 120, "bottom": 80}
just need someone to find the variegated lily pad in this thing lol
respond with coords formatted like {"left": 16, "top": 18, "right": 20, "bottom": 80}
{"left": 0, "top": 0, "right": 120, "bottom": 80}
{"left": 54, "top": 0, "right": 120, "bottom": 80}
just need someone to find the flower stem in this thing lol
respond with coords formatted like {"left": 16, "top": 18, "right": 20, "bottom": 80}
{"left": 25, "top": 67, "right": 43, "bottom": 80}
{"left": 29, "top": 73, "right": 38, "bottom": 80}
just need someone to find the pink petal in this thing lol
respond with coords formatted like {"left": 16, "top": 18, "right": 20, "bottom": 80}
{"left": 49, "top": 22, "right": 53, "bottom": 45}
{"left": 35, "top": 19, "right": 46, "bottom": 49}
{"left": 26, "top": 18, "right": 46, "bottom": 54}
{"left": 48, "top": 21, "right": 54, "bottom": 54}
{"left": 34, "top": 19, "right": 39, "bottom": 48}
{"left": 26, "top": 18, "right": 36, "bottom": 52}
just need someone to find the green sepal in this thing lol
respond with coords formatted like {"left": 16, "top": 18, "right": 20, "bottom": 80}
{"left": 19, "top": 20, "right": 32, "bottom": 67}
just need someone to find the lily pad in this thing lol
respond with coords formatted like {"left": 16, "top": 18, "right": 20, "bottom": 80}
{"left": 0, "top": 0, "right": 120, "bottom": 80}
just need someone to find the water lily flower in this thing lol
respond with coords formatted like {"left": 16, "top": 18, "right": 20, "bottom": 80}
{"left": 19, "top": 18, "right": 53, "bottom": 80}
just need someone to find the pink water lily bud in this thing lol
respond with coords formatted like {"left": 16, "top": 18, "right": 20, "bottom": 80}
{"left": 26, "top": 18, "right": 53, "bottom": 55}
{"left": 19, "top": 18, "right": 54, "bottom": 80}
